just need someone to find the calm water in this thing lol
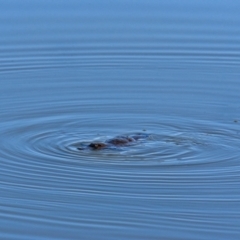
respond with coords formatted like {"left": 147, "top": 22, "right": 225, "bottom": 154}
{"left": 1, "top": 0, "right": 240, "bottom": 239}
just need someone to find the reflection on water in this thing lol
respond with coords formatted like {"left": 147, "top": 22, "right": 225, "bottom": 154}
{"left": 0, "top": 0, "right": 240, "bottom": 239}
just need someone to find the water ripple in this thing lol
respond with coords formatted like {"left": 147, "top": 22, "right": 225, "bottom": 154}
{"left": 1, "top": 112, "right": 239, "bottom": 184}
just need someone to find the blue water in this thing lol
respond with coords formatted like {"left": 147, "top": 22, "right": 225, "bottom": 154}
{"left": 1, "top": 0, "right": 240, "bottom": 239}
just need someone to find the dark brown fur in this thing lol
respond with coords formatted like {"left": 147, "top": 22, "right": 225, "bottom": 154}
{"left": 87, "top": 133, "right": 148, "bottom": 150}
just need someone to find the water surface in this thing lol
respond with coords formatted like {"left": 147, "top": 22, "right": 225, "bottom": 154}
{"left": 0, "top": 0, "right": 240, "bottom": 239}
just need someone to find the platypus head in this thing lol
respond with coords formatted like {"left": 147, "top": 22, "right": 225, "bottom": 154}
{"left": 88, "top": 142, "right": 107, "bottom": 150}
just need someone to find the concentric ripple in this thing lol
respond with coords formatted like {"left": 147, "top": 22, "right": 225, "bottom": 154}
{"left": 1, "top": 113, "right": 239, "bottom": 169}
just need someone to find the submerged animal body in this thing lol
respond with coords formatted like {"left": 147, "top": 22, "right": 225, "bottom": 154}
{"left": 79, "top": 133, "right": 149, "bottom": 150}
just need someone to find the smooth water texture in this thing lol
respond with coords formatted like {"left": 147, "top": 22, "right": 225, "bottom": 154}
{"left": 0, "top": 0, "right": 240, "bottom": 239}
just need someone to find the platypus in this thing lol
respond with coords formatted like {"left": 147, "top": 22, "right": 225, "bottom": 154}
{"left": 78, "top": 133, "right": 149, "bottom": 150}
